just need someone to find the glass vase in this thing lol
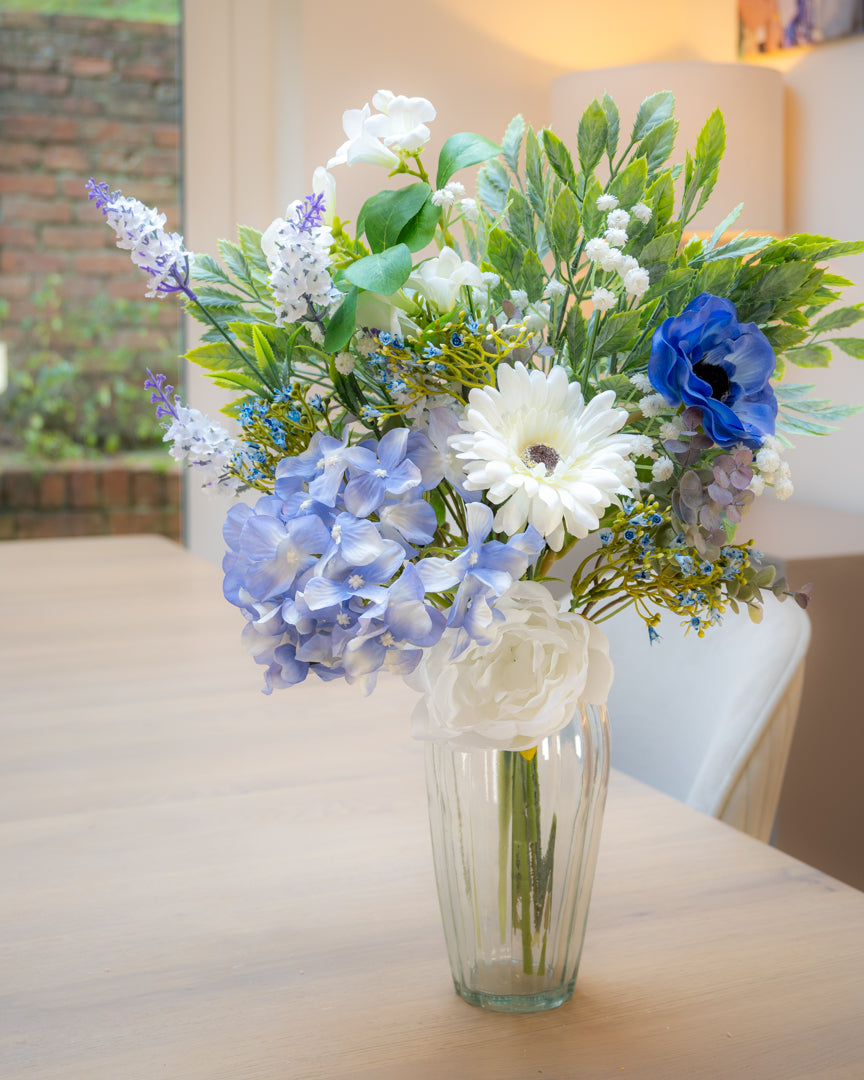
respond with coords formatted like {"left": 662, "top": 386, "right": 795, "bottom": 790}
{"left": 424, "top": 704, "right": 610, "bottom": 1013}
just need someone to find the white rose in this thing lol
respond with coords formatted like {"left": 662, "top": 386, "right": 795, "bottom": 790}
{"left": 406, "top": 247, "right": 485, "bottom": 312}
{"left": 406, "top": 580, "right": 613, "bottom": 751}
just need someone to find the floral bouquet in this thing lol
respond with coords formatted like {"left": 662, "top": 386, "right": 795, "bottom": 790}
{"left": 88, "top": 90, "right": 861, "bottom": 1008}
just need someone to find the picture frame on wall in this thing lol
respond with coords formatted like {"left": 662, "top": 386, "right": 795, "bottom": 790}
{"left": 739, "top": 0, "right": 864, "bottom": 54}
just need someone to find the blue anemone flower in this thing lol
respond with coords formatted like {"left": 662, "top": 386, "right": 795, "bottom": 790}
{"left": 648, "top": 293, "right": 778, "bottom": 448}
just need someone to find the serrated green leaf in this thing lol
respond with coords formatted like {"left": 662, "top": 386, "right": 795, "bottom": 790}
{"left": 525, "top": 127, "right": 544, "bottom": 194}
{"left": 436, "top": 132, "right": 501, "bottom": 189}
{"left": 502, "top": 114, "right": 525, "bottom": 173}
{"left": 550, "top": 186, "right": 580, "bottom": 264}
{"left": 359, "top": 182, "right": 431, "bottom": 253}
{"left": 580, "top": 175, "right": 604, "bottom": 240}
{"left": 636, "top": 116, "right": 678, "bottom": 174}
{"left": 646, "top": 266, "right": 696, "bottom": 308}
{"left": 833, "top": 336, "right": 864, "bottom": 359}
{"left": 786, "top": 344, "right": 833, "bottom": 367}
{"left": 703, "top": 233, "right": 773, "bottom": 263}
{"left": 520, "top": 249, "right": 546, "bottom": 303}
{"left": 763, "top": 323, "right": 808, "bottom": 352}
{"left": 508, "top": 189, "right": 535, "bottom": 250}
{"left": 609, "top": 156, "right": 647, "bottom": 210}
{"left": 639, "top": 230, "right": 680, "bottom": 269}
{"left": 218, "top": 239, "right": 251, "bottom": 286}
{"left": 343, "top": 244, "right": 412, "bottom": 294}
{"left": 190, "top": 253, "right": 231, "bottom": 285}
{"left": 565, "top": 303, "right": 587, "bottom": 366}
{"left": 185, "top": 341, "right": 248, "bottom": 373}
{"left": 706, "top": 203, "right": 743, "bottom": 252}
{"left": 694, "top": 258, "right": 739, "bottom": 298}
{"left": 477, "top": 159, "right": 510, "bottom": 216}
{"left": 632, "top": 91, "right": 676, "bottom": 142}
{"left": 695, "top": 109, "right": 726, "bottom": 172}
{"left": 811, "top": 304, "right": 864, "bottom": 334}
{"left": 323, "top": 286, "right": 358, "bottom": 353}
{"left": 252, "top": 324, "right": 278, "bottom": 384}
{"left": 237, "top": 226, "right": 268, "bottom": 275}
{"left": 647, "top": 172, "right": 674, "bottom": 228}
{"left": 487, "top": 226, "right": 524, "bottom": 284}
{"left": 209, "top": 370, "right": 268, "bottom": 395}
{"left": 575, "top": 101, "right": 607, "bottom": 177}
{"left": 542, "top": 128, "right": 577, "bottom": 189}
{"left": 601, "top": 92, "right": 620, "bottom": 160}
{"left": 594, "top": 310, "right": 641, "bottom": 355}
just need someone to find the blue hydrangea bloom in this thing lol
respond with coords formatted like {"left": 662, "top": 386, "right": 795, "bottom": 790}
{"left": 648, "top": 293, "right": 778, "bottom": 448}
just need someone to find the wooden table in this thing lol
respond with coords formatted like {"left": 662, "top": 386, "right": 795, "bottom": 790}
{"left": 2, "top": 535, "right": 863, "bottom": 1079}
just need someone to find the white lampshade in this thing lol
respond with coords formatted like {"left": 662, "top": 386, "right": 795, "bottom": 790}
{"left": 550, "top": 61, "right": 785, "bottom": 235}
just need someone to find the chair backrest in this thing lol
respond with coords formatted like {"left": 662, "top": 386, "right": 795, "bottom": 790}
{"left": 602, "top": 595, "right": 810, "bottom": 838}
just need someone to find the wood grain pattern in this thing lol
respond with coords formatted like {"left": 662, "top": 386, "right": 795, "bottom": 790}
{"left": 1, "top": 535, "right": 863, "bottom": 1079}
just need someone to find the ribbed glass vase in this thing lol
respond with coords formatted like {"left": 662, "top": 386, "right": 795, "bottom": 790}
{"left": 424, "top": 704, "right": 609, "bottom": 1013}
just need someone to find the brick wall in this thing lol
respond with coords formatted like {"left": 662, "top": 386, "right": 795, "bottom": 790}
{"left": 0, "top": 461, "right": 181, "bottom": 541}
{"left": 0, "top": 10, "right": 181, "bottom": 348}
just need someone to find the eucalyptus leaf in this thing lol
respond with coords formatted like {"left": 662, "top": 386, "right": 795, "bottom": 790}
{"left": 397, "top": 197, "right": 441, "bottom": 252}
{"left": 343, "top": 245, "right": 413, "bottom": 294}
{"left": 359, "top": 183, "right": 430, "bottom": 253}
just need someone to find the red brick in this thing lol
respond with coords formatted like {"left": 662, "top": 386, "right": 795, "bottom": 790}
{"left": 107, "top": 279, "right": 149, "bottom": 301}
{"left": 67, "top": 57, "right": 114, "bottom": 78}
{"left": 2, "top": 114, "right": 78, "bottom": 142}
{"left": 55, "top": 96, "right": 101, "bottom": 117}
{"left": 0, "top": 173, "right": 57, "bottom": 197}
{"left": 11, "top": 512, "right": 62, "bottom": 540}
{"left": 16, "top": 72, "right": 71, "bottom": 96}
{"left": 160, "top": 508, "right": 182, "bottom": 541}
{"left": 39, "top": 471, "right": 68, "bottom": 510}
{"left": 134, "top": 150, "right": 180, "bottom": 179}
{"left": 62, "top": 510, "right": 107, "bottom": 537}
{"left": 101, "top": 467, "right": 131, "bottom": 507}
{"left": 131, "top": 470, "right": 163, "bottom": 507}
{"left": 124, "top": 62, "right": 167, "bottom": 82}
{"left": 43, "top": 145, "right": 90, "bottom": 173}
{"left": 71, "top": 252, "right": 128, "bottom": 276}
{"left": 2, "top": 472, "right": 38, "bottom": 509}
{"left": 41, "top": 226, "right": 108, "bottom": 250}
{"left": 151, "top": 125, "right": 180, "bottom": 150}
{"left": 0, "top": 517, "right": 17, "bottom": 541}
{"left": 68, "top": 468, "right": 101, "bottom": 509}
{"left": 3, "top": 197, "right": 73, "bottom": 224}
{"left": 1, "top": 250, "right": 68, "bottom": 274}
{"left": 0, "top": 224, "right": 37, "bottom": 249}
{"left": 2, "top": 143, "right": 43, "bottom": 169}
{"left": 108, "top": 509, "right": 160, "bottom": 534}
{"left": 0, "top": 274, "right": 33, "bottom": 299}
{"left": 76, "top": 119, "right": 151, "bottom": 147}
{"left": 63, "top": 276, "right": 110, "bottom": 301}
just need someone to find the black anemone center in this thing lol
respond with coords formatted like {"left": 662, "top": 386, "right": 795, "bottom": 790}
{"left": 520, "top": 443, "right": 561, "bottom": 474}
{"left": 692, "top": 360, "right": 732, "bottom": 402}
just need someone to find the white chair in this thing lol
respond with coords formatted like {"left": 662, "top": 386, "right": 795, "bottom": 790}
{"left": 601, "top": 595, "right": 810, "bottom": 842}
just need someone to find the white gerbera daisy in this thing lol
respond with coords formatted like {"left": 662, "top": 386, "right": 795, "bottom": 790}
{"left": 450, "top": 362, "right": 639, "bottom": 550}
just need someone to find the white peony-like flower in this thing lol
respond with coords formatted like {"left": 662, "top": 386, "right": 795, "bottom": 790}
{"left": 406, "top": 579, "right": 613, "bottom": 751}
{"left": 406, "top": 247, "right": 485, "bottom": 311}
{"left": 451, "top": 362, "right": 639, "bottom": 550}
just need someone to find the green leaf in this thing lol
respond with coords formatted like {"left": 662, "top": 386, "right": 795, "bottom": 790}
{"left": 601, "top": 92, "right": 620, "bottom": 160}
{"left": 703, "top": 233, "right": 773, "bottom": 263}
{"left": 508, "top": 189, "right": 535, "bottom": 250}
{"left": 436, "top": 132, "right": 501, "bottom": 189}
{"left": 477, "top": 159, "right": 511, "bottom": 216}
{"left": 631, "top": 91, "right": 676, "bottom": 142}
{"left": 525, "top": 127, "right": 544, "bottom": 194}
{"left": 705, "top": 203, "right": 743, "bottom": 252}
{"left": 609, "top": 156, "right": 647, "bottom": 210}
{"left": 550, "top": 186, "right": 581, "bottom": 264}
{"left": 786, "top": 344, "right": 833, "bottom": 367}
{"left": 190, "top": 253, "right": 231, "bottom": 285}
{"left": 237, "top": 226, "right": 269, "bottom": 276}
{"left": 324, "top": 286, "right": 358, "bottom": 352}
{"left": 694, "top": 258, "right": 739, "bottom": 298}
{"left": 647, "top": 172, "right": 675, "bottom": 228}
{"left": 217, "top": 239, "right": 251, "bottom": 286}
{"left": 594, "top": 310, "right": 641, "bottom": 355}
{"left": 520, "top": 249, "right": 546, "bottom": 302}
{"left": 502, "top": 114, "right": 526, "bottom": 173}
{"left": 834, "top": 336, "right": 864, "bottom": 359}
{"left": 576, "top": 100, "right": 607, "bottom": 176}
{"left": 542, "top": 128, "right": 577, "bottom": 189}
{"left": 358, "top": 182, "right": 431, "bottom": 253}
{"left": 185, "top": 341, "right": 248, "bottom": 373}
{"left": 636, "top": 116, "right": 678, "bottom": 174}
{"left": 252, "top": 325, "right": 279, "bottom": 385}
{"left": 580, "top": 175, "right": 604, "bottom": 240}
{"left": 343, "top": 245, "right": 413, "bottom": 294}
{"left": 639, "top": 230, "right": 680, "bottom": 270}
{"left": 811, "top": 304, "right": 864, "bottom": 334}
{"left": 762, "top": 323, "right": 808, "bottom": 352}
{"left": 397, "top": 197, "right": 441, "bottom": 252}
{"left": 486, "top": 226, "right": 524, "bottom": 284}
{"left": 209, "top": 370, "right": 268, "bottom": 395}
{"left": 565, "top": 303, "right": 587, "bottom": 366}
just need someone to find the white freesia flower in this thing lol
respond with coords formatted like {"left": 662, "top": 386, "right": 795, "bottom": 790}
{"left": 451, "top": 362, "right": 639, "bottom": 551}
{"left": 366, "top": 90, "right": 436, "bottom": 151}
{"left": 406, "top": 247, "right": 485, "bottom": 311}
{"left": 407, "top": 579, "right": 613, "bottom": 751}
{"left": 327, "top": 103, "right": 400, "bottom": 169}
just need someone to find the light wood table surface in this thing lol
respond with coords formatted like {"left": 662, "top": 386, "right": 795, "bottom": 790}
{"left": 2, "top": 535, "right": 863, "bottom": 1080}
